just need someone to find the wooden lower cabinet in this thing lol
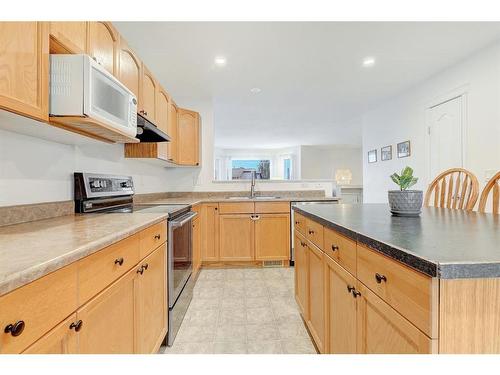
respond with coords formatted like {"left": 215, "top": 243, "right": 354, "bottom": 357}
{"left": 356, "top": 282, "right": 433, "bottom": 354}
{"left": 306, "top": 243, "right": 326, "bottom": 353}
{"left": 202, "top": 204, "right": 219, "bottom": 261}
{"left": 324, "top": 255, "right": 357, "bottom": 354}
{"left": 23, "top": 314, "right": 78, "bottom": 354}
{"left": 76, "top": 268, "right": 137, "bottom": 354}
{"left": 135, "top": 245, "right": 167, "bottom": 353}
{"left": 255, "top": 213, "right": 290, "bottom": 261}
{"left": 294, "top": 233, "right": 309, "bottom": 318}
{"left": 219, "top": 214, "right": 254, "bottom": 261}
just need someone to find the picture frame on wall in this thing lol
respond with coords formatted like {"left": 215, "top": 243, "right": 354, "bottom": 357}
{"left": 397, "top": 140, "right": 411, "bottom": 158}
{"left": 368, "top": 149, "right": 377, "bottom": 163}
{"left": 381, "top": 145, "right": 392, "bottom": 161}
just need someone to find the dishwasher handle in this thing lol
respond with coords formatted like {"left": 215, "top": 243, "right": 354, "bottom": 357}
{"left": 170, "top": 211, "right": 198, "bottom": 228}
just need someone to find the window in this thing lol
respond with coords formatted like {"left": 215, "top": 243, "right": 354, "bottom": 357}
{"left": 283, "top": 158, "right": 291, "bottom": 180}
{"left": 231, "top": 160, "right": 270, "bottom": 180}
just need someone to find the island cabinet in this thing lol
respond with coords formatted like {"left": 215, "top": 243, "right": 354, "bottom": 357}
{"left": 0, "top": 22, "right": 49, "bottom": 122}
{"left": 306, "top": 242, "right": 326, "bottom": 353}
{"left": 294, "top": 233, "right": 309, "bottom": 319}
{"left": 1, "top": 220, "right": 168, "bottom": 354}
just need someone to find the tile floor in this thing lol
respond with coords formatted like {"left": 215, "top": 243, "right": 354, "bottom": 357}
{"left": 163, "top": 267, "right": 317, "bottom": 354}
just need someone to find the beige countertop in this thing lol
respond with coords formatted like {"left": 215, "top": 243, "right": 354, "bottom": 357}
{"left": 0, "top": 212, "right": 168, "bottom": 297}
{"left": 136, "top": 196, "right": 340, "bottom": 206}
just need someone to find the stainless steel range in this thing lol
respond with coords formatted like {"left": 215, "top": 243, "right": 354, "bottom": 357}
{"left": 74, "top": 172, "right": 197, "bottom": 346}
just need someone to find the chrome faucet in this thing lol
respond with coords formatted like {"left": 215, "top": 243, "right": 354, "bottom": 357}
{"left": 250, "top": 171, "right": 256, "bottom": 198}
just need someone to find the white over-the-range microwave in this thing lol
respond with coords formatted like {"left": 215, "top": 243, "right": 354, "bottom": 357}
{"left": 49, "top": 54, "right": 138, "bottom": 137}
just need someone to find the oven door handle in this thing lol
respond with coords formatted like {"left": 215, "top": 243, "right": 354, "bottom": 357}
{"left": 170, "top": 211, "right": 198, "bottom": 228}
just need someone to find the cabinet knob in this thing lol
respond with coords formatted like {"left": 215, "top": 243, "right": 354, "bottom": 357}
{"left": 142, "top": 263, "right": 149, "bottom": 271}
{"left": 137, "top": 267, "right": 144, "bottom": 275}
{"left": 308, "top": 230, "right": 314, "bottom": 234}
{"left": 352, "top": 290, "right": 361, "bottom": 298}
{"left": 154, "top": 234, "right": 161, "bottom": 240}
{"left": 347, "top": 285, "right": 355, "bottom": 293}
{"left": 4, "top": 321, "right": 25, "bottom": 337}
{"left": 300, "top": 241, "right": 306, "bottom": 247}
{"left": 331, "top": 245, "right": 339, "bottom": 252}
{"left": 375, "top": 273, "right": 387, "bottom": 283}
{"left": 69, "top": 320, "right": 83, "bottom": 332}
{"left": 295, "top": 221, "right": 299, "bottom": 225}
{"left": 114, "top": 257, "right": 124, "bottom": 266}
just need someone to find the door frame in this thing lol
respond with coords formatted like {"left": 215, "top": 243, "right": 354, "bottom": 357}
{"left": 424, "top": 84, "right": 468, "bottom": 184}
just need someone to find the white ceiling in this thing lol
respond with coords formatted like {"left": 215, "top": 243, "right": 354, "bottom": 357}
{"left": 115, "top": 22, "right": 500, "bottom": 148}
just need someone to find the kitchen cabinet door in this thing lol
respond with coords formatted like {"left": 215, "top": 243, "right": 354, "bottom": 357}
{"left": 294, "top": 233, "right": 309, "bottom": 318}
{"left": 177, "top": 108, "right": 200, "bottom": 166}
{"left": 254, "top": 213, "right": 290, "bottom": 261}
{"left": 117, "top": 36, "right": 141, "bottom": 100}
{"left": 135, "top": 245, "right": 167, "bottom": 354}
{"left": 324, "top": 255, "right": 357, "bottom": 354}
{"left": 192, "top": 216, "right": 202, "bottom": 276}
{"left": 202, "top": 204, "right": 219, "bottom": 262}
{"left": 76, "top": 268, "right": 136, "bottom": 354}
{"left": 219, "top": 214, "right": 254, "bottom": 261}
{"left": 155, "top": 87, "right": 170, "bottom": 160}
{"left": 23, "top": 314, "right": 78, "bottom": 354}
{"left": 139, "top": 65, "right": 157, "bottom": 124}
{"left": 49, "top": 22, "right": 87, "bottom": 53}
{"left": 166, "top": 101, "right": 179, "bottom": 162}
{"left": 307, "top": 242, "right": 326, "bottom": 353}
{"left": 356, "top": 282, "right": 433, "bottom": 354}
{"left": 0, "top": 22, "right": 48, "bottom": 121}
{"left": 88, "top": 21, "right": 118, "bottom": 76}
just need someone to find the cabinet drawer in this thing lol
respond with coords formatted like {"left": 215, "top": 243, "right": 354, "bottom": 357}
{"left": 356, "top": 244, "right": 438, "bottom": 338}
{"left": 219, "top": 202, "right": 254, "bottom": 214}
{"left": 294, "top": 212, "right": 307, "bottom": 235}
{"left": 306, "top": 219, "right": 324, "bottom": 250}
{"left": 0, "top": 263, "right": 77, "bottom": 354}
{"left": 255, "top": 201, "right": 290, "bottom": 213}
{"left": 324, "top": 227, "right": 356, "bottom": 276}
{"left": 139, "top": 220, "right": 167, "bottom": 259}
{"left": 78, "top": 234, "right": 140, "bottom": 305}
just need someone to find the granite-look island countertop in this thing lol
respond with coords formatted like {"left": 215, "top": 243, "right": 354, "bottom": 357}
{"left": 293, "top": 203, "right": 500, "bottom": 279}
{"left": 0, "top": 212, "right": 168, "bottom": 296}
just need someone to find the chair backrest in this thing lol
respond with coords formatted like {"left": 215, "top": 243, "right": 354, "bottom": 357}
{"left": 424, "top": 168, "right": 479, "bottom": 211}
{"left": 478, "top": 171, "right": 500, "bottom": 214}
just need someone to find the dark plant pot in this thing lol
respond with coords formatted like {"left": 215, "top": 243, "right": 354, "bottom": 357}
{"left": 388, "top": 190, "right": 423, "bottom": 217}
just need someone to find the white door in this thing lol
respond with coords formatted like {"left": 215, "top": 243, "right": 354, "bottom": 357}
{"left": 427, "top": 96, "right": 464, "bottom": 180}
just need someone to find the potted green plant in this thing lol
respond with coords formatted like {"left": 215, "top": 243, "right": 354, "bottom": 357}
{"left": 388, "top": 166, "right": 423, "bottom": 216}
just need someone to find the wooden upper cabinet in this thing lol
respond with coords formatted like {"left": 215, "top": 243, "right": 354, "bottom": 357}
{"left": 117, "top": 36, "right": 141, "bottom": 100}
{"left": 219, "top": 214, "right": 254, "bottom": 261}
{"left": 324, "top": 255, "right": 357, "bottom": 354}
{"left": 177, "top": 108, "right": 200, "bottom": 166}
{"left": 307, "top": 242, "right": 326, "bottom": 353}
{"left": 135, "top": 245, "right": 167, "bottom": 354}
{"left": 23, "top": 314, "right": 78, "bottom": 354}
{"left": 255, "top": 213, "right": 290, "bottom": 261}
{"left": 0, "top": 22, "right": 48, "bottom": 121}
{"left": 87, "top": 21, "right": 118, "bottom": 76}
{"left": 294, "top": 232, "right": 309, "bottom": 318}
{"left": 139, "top": 64, "right": 158, "bottom": 124}
{"left": 155, "top": 87, "right": 170, "bottom": 160}
{"left": 49, "top": 22, "right": 87, "bottom": 54}
{"left": 167, "top": 101, "right": 179, "bottom": 162}
{"left": 356, "top": 282, "right": 434, "bottom": 354}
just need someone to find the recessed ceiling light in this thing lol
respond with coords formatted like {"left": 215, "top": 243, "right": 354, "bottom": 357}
{"left": 214, "top": 56, "right": 227, "bottom": 66}
{"left": 250, "top": 87, "right": 261, "bottom": 94}
{"left": 362, "top": 57, "right": 376, "bottom": 67}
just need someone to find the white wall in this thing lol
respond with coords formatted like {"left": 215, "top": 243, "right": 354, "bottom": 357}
{"left": 362, "top": 40, "right": 500, "bottom": 203}
{"left": 300, "top": 145, "right": 363, "bottom": 185}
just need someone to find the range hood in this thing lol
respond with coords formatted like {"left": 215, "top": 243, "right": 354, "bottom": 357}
{"left": 136, "top": 114, "right": 171, "bottom": 142}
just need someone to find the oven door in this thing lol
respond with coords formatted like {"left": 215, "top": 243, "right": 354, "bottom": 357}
{"left": 83, "top": 57, "right": 137, "bottom": 137}
{"left": 168, "top": 211, "right": 197, "bottom": 307}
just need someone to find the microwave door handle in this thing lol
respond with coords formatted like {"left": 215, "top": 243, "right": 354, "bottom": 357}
{"left": 170, "top": 212, "right": 198, "bottom": 228}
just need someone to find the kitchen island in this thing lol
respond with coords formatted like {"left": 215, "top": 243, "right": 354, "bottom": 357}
{"left": 292, "top": 203, "right": 500, "bottom": 354}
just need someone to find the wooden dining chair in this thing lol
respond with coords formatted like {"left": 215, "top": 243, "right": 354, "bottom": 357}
{"left": 478, "top": 171, "right": 500, "bottom": 214}
{"left": 424, "top": 168, "right": 479, "bottom": 211}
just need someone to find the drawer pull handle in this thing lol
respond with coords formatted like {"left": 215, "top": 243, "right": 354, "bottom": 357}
{"left": 114, "top": 258, "right": 124, "bottom": 266}
{"left": 4, "top": 321, "right": 25, "bottom": 337}
{"left": 352, "top": 290, "right": 361, "bottom": 298}
{"left": 154, "top": 234, "right": 161, "bottom": 240}
{"left": 137, "top": 267, "right": 145, "bottom": 275}
{"left": 69, "top": 320, "right": 83, "bottom": 332}
{"left": 347, "top": 285, "right": 355, "bottom": 293}
{"left": 331, "top": 245, "right": 339, "bottom": 252}
{"left": 375, "top": 273, "right": 387, "bottom": 283}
